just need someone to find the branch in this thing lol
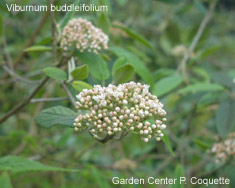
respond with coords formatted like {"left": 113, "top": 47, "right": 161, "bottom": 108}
{"left": 0, "top": 56, "right": 70, "bottom": 125}
{"left": 30, "top": 97, "right": 67, "bottom": 103}
{"left": 2, "top": 65, "right": 40, "bottom": 84}
{"left": 49, "top": 0, "right": 58, "bottom": 64}
{"left": 14, "top": 11, "right": 50, "bottom": 68}
{"left": 88, "top": 130, "right": 115, "bottom": 144}
{"left": 178, "top": 1, "right": 217, "bottom": 78}
{"left": 61, "top": 82, "right": 77, "bottom": 108}
{"left": 2, "top": 37, "right": 14, "bottom": 70}
{"left": 198, "top": 157, "right": 233, "bottom": 178}
{"left": 2, "top": 11, "right": 50, "bottom": 80}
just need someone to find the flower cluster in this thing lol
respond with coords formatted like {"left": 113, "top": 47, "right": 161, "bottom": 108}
{"left": 211, "top": 133, "right": 235, "bottom": 163}
{"left": 73, "top": 81, "right": 167, "bottom": 142}
{"left": 60, "top": 18, "right": 109, "bottom": 54}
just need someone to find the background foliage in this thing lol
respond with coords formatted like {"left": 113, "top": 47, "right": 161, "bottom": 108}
{"left": 0, "top": 0, "right": 234, "bottom": 187}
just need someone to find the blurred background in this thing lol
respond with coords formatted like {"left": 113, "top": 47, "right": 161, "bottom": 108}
{"left": 0, "top": 0, "right": 234, "bottom": 187}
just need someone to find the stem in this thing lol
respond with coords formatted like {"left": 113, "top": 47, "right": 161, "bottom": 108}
{"left": 61, "top": 81, "right": 77, "bottom": 108}
{"left": 14, "top": 11, "right": 50, "bottom": 68}
{"left": 178, "top": 1, "right": 217, "bottom": 79}
{"left": 2, "top": 65, "right": 40, "bottom": 84}
{"left": 49, "top": 0, "right": 57, "bottom": 64}
{"left": 198, "top": 157, "right": 233, "bottom": 178}
{"left": 30, "top": 97, "right": 68, "bottom": 103}
{"left": 0, "top": 56, "right": 70, "bottom": 125}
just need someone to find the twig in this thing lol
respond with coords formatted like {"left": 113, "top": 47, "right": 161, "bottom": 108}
{"left": 14, "top": 11, "right": 50, "bottom": 68}
{"left": 178, "top": 1, "right": 217, "bottom": 78}
{"left": 1, "top": 11, "right": 50, "bottom": 81}
{"left": 61, "top": 82, "right": 76, "bottom": 108}
{"left": 88, "top": 130, "right": 115, "bottom": 144}
{"left": 2, "top": 37, "right": 14, "bottom": 70}
{"left": 30, "top": 97, "right": 68, "bottom": 103}
{"left": 49, "top": 0, "right": 57, "bottom": 64}
{"left": 198, "top": 157, "right": 233, "bottom": 178}
{"left": 0, "top": 56, "right": 70, "bottom": 125}
{"left": 2, "top": 65, "right": 40, "bottom": 84}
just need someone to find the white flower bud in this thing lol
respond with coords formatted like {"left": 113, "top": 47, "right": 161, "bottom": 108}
{"left": 130, "top": 127, "right": 134, "bottom": 131}
{"left": 144, "top": 138, "right": 149, "bottom": 143}
{"left": 144, "top": 130, "right": 149, "bottom": 135}
{"left": 152, "top": 124, "right": 157, "bottom": 129}
{"left": 160, "top": 124, "right": 166, "bottom": 130}
{"left": 156, "top": 137, "right": 161, "bottom": 141}
{"left": 73, "top": 81, "right": 167, "bottom": 143}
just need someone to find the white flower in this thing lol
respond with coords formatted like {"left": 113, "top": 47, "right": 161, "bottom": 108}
{"left": 100, "top": 100, "right": 107, "bottom": 106}
{"left": 123, "top": 100, "right": 128, "bottom": 104}
{"left": 73, "top": 81, "right": 167, "bottom": 143}
{"left": 61, "top": 18, "right": 109, "bottom": 54}
{"left": 92, "top": 96, "right": 100, "bottom": 102}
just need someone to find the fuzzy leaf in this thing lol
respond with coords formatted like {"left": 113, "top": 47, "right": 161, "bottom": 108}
{"left": 71, "top": 64, "right": 89, "bottom": 80}
{"left": 112, "top": 57, "right": 135, "bottom": 84}
{"left": 72, "top": 81, "right": 93, "bottom": 92}
{"left": 154, "top": 74, "right": 183, "bottom": 97}
{"left": 59, "top": 0, "right": 81, "bottom": 30}
{"left": 0, "top": 14, "right": 2, "bottom": 36}
{"left": 162, "top": 131, "right": 175, "bottom": 157}
{"left": 110, "top": 47, "right": 154, "bottom": 86}
{"left": 24, "top": 45, "right": 52, "bottom": 52}
{"left": 77, "top": 52, "right": 110, "bottom": 81}
{"left": 43, "top": 67, "right": 67, "bottom": 81}
{"left": 0, "top": 156, "right": 78, "bottom": 173}
{"left": 178, "top": 83, "right": 224, "bottom": 94}
{"left": 216, "top": 100, "right": 235, "bottom": 138}
{"left": 172, "top": 164, "right": 184, "bottom": 188}
{"left": 98, "top": 13, "right": 110, "bottom": 34}
{"left": 91, "top": 166, "right": 111, "bottom": 188}
{"left": 113, "top": 25, "right": 154, "bottom": 49}
{"left": 35, "top": 106, "right": 77, "bottom": 128}
{"left": 0, "top": 172, "right": 12, "bottom": 188}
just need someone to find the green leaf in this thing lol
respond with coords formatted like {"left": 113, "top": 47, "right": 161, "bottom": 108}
{"left": 210, "top": 72, "right": 234, "bottom": 88}
{"left": 162, "top": 131, "right": 175, "bottom": 157}
{"left": 178, "top": 83, "right": 224, "bottom": 94}
{"left": 116, "top": 0, "right": 127, "bottom": 6}
{"left": 77, "top": 51, "right": 110, "bottom": 81}
{"left": 110, "top": 47, "right": 154, "bottom": 86}
{"left": 156, "top": 0, "right": 183, "bottom": 4}
{"left": 199, "top": 46, "right": 221, "bottom": 60}
{"left": 0, "top": 156, "right": 78, "bottom": 173}
{"left": 192, "top": 67, "right": 210, "bottom": 81}
{"left": 0, "top": 172, "right": 12, "bottom": 188}
{"left": 172, "top": 164, "right": 184, "bottom": 188}
{"left": 99, "top": 0, "right": 111, "bottom": 15}
{"left": 216, "top": 100, "right": 235, "bottom": 138}
{"left": 194, "top": 0, "right": 207, "bottom": 14}
{"left": 97, "top": 13, "right": 110, "bottom": 34}
{"left": 72, "top": 81, "right": 93, "bottom": 92}
{"left": 71, "top": 64, "right": 89, "bottom": 80}
{"left": 0, "top": 0, "right": 7, "bottom": 12}
{"left": 24, "top": 45, "right": 52, "bottom": 52}
{"left": 153, "top": 75, "right": 183, "bottom": 97}
{"left": 112, "top": 57, "right": 135, "bottom": 84}
{"left": 35, "top": 106, "right": 77, "bottom": 128}
{"left": 153, "top": 69, "right": 176, "bottom": 81}
{"left": 225, "top": 166, "right": 235, "bottom": 188}
{"left": 113, "top": 24, "right": 154, "bottom": 49}
{"left": 0, "top": 14, "right": 2, "bottom": 36}
{"left": 91, "top": 166, "right": 111, "bottom": 188}
{"left": 193, "top": 139, "right": 211, "bottom": 150}
{"left": 59, "top": 0, "right": 81, "bottom": 30}
{"left": 43, "top": 67, "right": 67, "bottom": 81}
